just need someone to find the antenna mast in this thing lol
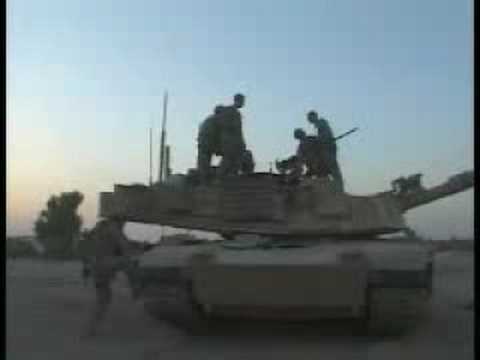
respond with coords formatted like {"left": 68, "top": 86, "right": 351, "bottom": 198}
{"left": 149, "top": 121, "right": 153, "bottom": 186}
{"left": 165, "top": 145, "right": 171, "bottom": 178}
{"left": 158, "top": 91, "right": 168, "bottom": 182}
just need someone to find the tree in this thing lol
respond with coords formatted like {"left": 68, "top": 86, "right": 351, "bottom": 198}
{"left": 34, "top": 191, "right": 84, "bottom": 258}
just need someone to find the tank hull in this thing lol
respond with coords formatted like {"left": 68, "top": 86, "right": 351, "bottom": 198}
{"left": 135, "top": 238, "right": 433, "bottom": 335}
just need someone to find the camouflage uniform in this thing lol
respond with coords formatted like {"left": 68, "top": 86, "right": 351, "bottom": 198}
{"left": 82, "top": 219, "right": 138, "bottom": 338}
{"left": 308, "top": 112, "right": 344, "bottom": 191}
{"left": 218, "top": 101, "right": 246, "bottom": 178}
{"left": 197, "top": 106, "right": 224, "bottom": 183}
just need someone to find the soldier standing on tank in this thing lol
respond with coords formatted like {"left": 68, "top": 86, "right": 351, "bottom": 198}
{"left": 81, "top": 218, "right": 139, "bottom": 338}
{"left": 197, "top": 105, "right": 225, "bottom": 183}
{"left": 217, "top": 93, "right": 247, "bottom": 179}
{"left": 306, "top": 111, "right": 344, "bottom": 191}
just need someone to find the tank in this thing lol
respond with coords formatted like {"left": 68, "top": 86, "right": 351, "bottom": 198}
{"left": 99, "top": 169, "right": 473, "bottom": 335}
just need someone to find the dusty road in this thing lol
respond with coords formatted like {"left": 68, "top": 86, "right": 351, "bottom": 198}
{"left": 7, "top": 251, "right": 474, "bottom": 360}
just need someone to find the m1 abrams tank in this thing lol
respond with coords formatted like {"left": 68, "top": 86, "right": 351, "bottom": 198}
{"left": 99, "top": 167, "right": 473, "bottom": 335}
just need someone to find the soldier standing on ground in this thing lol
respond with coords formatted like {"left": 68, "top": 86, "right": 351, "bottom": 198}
{"left": 306, "top": 110, "right": 344, "bottom": 191}
{"left": 81, "top": 218, "right": 139, "bottom": 338}
{"left": 218, "top": 93, "right": 247, "bottom": 179}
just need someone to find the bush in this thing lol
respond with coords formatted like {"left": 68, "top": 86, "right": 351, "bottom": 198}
{"left": 6, "top": 238, "right": 40, "bottom": 258}
{"left": 34, "top": 191, "right": 84, "bottom": 259}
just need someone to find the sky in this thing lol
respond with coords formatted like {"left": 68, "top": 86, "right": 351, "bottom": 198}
{"left": 7, "top": 0, "right": 474, "bottom": 241}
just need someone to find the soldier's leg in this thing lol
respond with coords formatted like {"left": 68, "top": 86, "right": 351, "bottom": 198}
{"left": 83, "top": 282, "right": 113, "bottom": 337}
{"left": 306, "top": 156, "right": 325, "bottom": 178}
{"left": 81, "top": 260, "right": 91, "bottom": 286}
{"left": 197, "top": 147, "right": 209, "bottom": 172}
{"left": 314, "top": 164, "right": 329, "bottom": 179}
{"left": 217, "top": 156, "right": 227, "bottom": 179}
{"left": 218, "top": 153, "right": 234, "bottom": 179}
{"left": 241, "top": 151, "right": 254, "bottom": 174}
{"left": 305, "top": 160, "right": 319, "bottom": 177}
{"left": 329, "top": 157, "right": 344, "bottom": 192}
{"left": 230, "top": 152, "right": 243, "bottom": 175}
{"left": 219, "top": 142, "right": 244, "bottom": 179}
{"left": 197, "top": 148, "right": 212, "bottom": 183}
{"left": 123, "top": 260, "right": 142, "bottom": 300}
{"left": 82, "top": 267, "right": 115, "bottom": 338}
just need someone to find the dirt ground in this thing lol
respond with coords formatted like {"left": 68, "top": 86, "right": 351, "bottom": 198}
{"left": 7, "top": 251, "right": 474, "bottom": 360}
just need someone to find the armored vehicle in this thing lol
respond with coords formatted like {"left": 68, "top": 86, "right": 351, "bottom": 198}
{"left": 98, "top": 164, "right": 473, "bottom": 335}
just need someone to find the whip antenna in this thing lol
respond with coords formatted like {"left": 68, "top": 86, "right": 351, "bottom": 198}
{"left": 158, "top": 91, "right": 168, "bottom": 182}
{"left": 149, "top": 118, "right": 153, "bottom": 186}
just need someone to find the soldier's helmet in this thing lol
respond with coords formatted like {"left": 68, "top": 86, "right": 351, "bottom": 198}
{"left": 307, "top": 110, "right": 318, "bottom": 122}
{"left": 234, "top": 93, "right": 245, "bottom": 108}
{"left": 294, "top": 128, "right": 306, "bottom": 140}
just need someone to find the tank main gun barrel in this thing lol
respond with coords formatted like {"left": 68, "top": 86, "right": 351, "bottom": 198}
{"left": 398, "top": 170, "right": 474, "bottom": 212}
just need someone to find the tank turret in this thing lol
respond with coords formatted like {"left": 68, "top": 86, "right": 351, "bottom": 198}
{"left": 99, "top": 169, "right": 474, "bottom": 239}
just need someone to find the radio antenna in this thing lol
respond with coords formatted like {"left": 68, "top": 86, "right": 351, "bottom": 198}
{"left": 149, "top": 118, "right": 153, "bottom": 186}
{"left": 158, "top": 91, "right": 168, "bottom": 182}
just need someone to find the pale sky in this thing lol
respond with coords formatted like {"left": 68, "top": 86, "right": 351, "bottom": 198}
{"left": 7, "top": 0, "right": 473, "bottom": 241}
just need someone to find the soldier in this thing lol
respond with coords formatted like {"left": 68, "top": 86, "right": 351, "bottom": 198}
{"left": 81, "top": 218, "right": 139, "bottom": 338}
{"left": 306, "top": 111, "right": 344, "bottom": 192}
{"left": 293, "top": 128, "right": 328, "bottom": 179}
{"left": 197, "top": 105, "right": 225, "bottom": 183}
{"left": 218, "top": 93, "right": 247, "bottom": 179}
